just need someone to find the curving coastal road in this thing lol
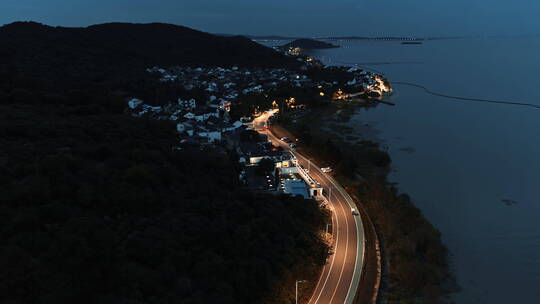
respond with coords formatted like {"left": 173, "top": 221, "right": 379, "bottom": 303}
{"left": 253, "top": 111, "right": 365, "bottom": 304}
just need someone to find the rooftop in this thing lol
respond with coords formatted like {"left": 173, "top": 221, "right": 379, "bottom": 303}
{"left": 282, "top": 180, "right": 309, "bottom": 199}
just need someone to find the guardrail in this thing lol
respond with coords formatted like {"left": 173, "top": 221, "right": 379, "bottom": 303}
{"left": 351, "top": 193, "right": 382, "bottom": 304}
{"left": 297, "top": 165, "right": 318, "bottom": 185}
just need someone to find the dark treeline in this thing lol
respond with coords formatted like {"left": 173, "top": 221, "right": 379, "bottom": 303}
{"left": 0, "top": 104, "right": 328, "bottom": 304}
{"left": 0, "top": 22, "right": 328, "bottom": 304}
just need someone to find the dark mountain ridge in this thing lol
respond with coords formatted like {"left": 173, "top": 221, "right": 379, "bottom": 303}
{"left": 0, "top": 21, "right": 298, "bottom": 68}
{"left": 0, "top": 22, "right": 299, "bottom": 96}
{"left": 0, "top": 21, "right": 302, "bottom": 113}
{"left": 0, "top": 22, "right": 326, "bottom": 304}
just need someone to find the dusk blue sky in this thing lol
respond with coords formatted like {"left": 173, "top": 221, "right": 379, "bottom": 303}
{"left": 2, "top": 0, "right": 539, "bottom": 37}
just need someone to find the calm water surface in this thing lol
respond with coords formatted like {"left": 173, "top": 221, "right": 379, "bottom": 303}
{"left": 265, "top": 39, "right": 540, "bottom": 303}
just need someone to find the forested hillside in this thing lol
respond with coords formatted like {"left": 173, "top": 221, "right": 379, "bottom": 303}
{"left": 0, "top": 22, "right": 327, "bottom": 304}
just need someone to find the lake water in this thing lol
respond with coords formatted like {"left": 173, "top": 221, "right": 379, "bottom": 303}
{"left": 263, "top": 38, "right": 540, "bottom": 303}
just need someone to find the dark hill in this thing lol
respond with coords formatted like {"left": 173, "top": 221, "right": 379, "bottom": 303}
{"left": 0, "top": 103, "right": 328, "bottom": 304}
{"left": 0, "top": 22, "right": 300, "bottom": 98}
{"left": 0, "top": 21, "right": 298, "bottom": 68}
{"left": 0, "top": 22, "right": 327, "bottom": 304}
{"left": 280, "top": 38, "right": 339, "bottom": 49}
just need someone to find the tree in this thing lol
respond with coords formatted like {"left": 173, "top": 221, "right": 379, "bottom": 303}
{"left": 256, "top": 158, "right": 275, "bottom": 176}
{"left": 336, "top": 156, "right": 357, "bottom": 179}
{"left": 0, "top": 104, "right": 328, "bottom": 304}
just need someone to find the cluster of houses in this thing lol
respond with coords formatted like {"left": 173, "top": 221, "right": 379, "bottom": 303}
{"left": 127, "top": 65, "right": 330, "bottom": 147}
{"left": 125, "top": 57, "right": 391, "bottom": 199}
{"left": 236, "top": 130, "right": 323, "bottom": 200}
{"left": 148, "top": 65, "right": 317, "bottom": 94}
{"left": 329, "top": 66, "right": 393, "bottom": 98}
{"left": 127, "top": 95, "right": 243, "bottom": 145}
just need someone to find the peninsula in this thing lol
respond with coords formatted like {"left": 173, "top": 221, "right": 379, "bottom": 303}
{"left": 280, "top": 38, "right": 340, "bottom": 50}
{"left": 0, "top": 21, "right": 454, "bottom": 304}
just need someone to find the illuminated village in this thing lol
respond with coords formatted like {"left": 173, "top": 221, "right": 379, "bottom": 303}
{"left": 125, "top": 52, "right": 391, "bottom": 197}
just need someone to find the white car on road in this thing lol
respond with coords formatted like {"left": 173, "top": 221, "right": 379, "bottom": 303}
{"left": 280, "top": 137, "right": 293, "bottom": 143}
{"left": 321, "top": 167, "right": 333, "bottom": 173}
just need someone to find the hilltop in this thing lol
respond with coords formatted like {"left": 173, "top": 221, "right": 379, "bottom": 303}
{"left": 280, "top": 38, "right": 339, "bottom": 50}
{"left": 0, "top": 21, "right": 299, "bottom": 68}
{"left": 0, "top": 22, "right": 300, "bottom": 97}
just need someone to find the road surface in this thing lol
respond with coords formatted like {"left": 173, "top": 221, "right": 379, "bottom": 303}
{"left": 252, "top": 111, "right": 366, "bottom": 304}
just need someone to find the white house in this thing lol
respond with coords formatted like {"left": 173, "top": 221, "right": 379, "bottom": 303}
{"left": 194, "top": 109, "right": 220, "bottom": 122}
{"left": 197, "top": 131, "right": 222, "bottom": 143}
{"left": 223, "top": 120, "right": 243, "bottom": 132}
{"left": 139, "top": 104, "right": 162, "bottom": 114}
{"left": 224, "top": 82, "right": 236, "bottom": 89}
{"left": 128, "top": 98, "right": 143, "bottom": 109}
{"left": 220, "top": 100, "right": 232, "bottom": 111}
{"left": 160, "top": 74, "right": 177, "bottom": 82}
{"left": 178, "top": 98, "right": 196, "bottom": 110}
{"left": 195, "top": 114, "right": 205, "bottom": 122}
{"left": 176, "top": 123, "right": 186, "bottom": 133}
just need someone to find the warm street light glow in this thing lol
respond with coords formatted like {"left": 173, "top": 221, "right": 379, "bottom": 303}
{"left": 285, "top": 97, "right": 298, "bottom": 109}
{"left": 319, "top": 92, "right": 325, "bottom": 96}
{"left": 332, "top": 89, "right": 348, "bottom": 100}
{"left": 371, "top": 75, "right": 393, "bottom": 95}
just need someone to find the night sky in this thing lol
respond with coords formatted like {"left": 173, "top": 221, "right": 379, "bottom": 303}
{"left": 2, "top": 0, "right": 539, "bottom": 36}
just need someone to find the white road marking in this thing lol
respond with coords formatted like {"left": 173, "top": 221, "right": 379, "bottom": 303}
{"left": 263, "top": 130, "right": 341, "bottom": 304}
{"left": 294, "top": 151, "right": 364, "bottom": 304}
{"left": 309, "top": 188, "right": 339, "bottom": 304}
{"left": 328, "top": 190, "right": 350, "bottom": 304}
{"left": 260, "top": 122, "right": 365, "bottom": 304}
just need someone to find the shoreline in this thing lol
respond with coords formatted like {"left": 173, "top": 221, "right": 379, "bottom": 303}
{"left": 268, "top": 124, "right": 380, "bottom": 304}
{"left": 272, "top": 102, "right": 459, "bottom": 303}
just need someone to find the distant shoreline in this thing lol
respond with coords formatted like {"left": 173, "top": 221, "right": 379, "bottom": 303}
{"left": 249, "top": 35, "right": 540, "bottom": 42}
{"left": 250, "top": 36, "right": 460, "bottom": 42}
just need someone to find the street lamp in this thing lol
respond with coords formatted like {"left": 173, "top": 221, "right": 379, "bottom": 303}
{"left": 296, "top": 280, "right": 307, "bottom": 304}
{"left": 326, "top": 223, "right": 332, "bottom": 234}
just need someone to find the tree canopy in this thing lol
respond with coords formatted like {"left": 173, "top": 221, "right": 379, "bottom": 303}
{"left": 0, "top": 104, "right": 328, "bottom": 304}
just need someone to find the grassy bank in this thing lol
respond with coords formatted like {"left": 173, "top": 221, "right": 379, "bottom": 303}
{"left": 273, "top": 107, "right": 458, "bottom": 303}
